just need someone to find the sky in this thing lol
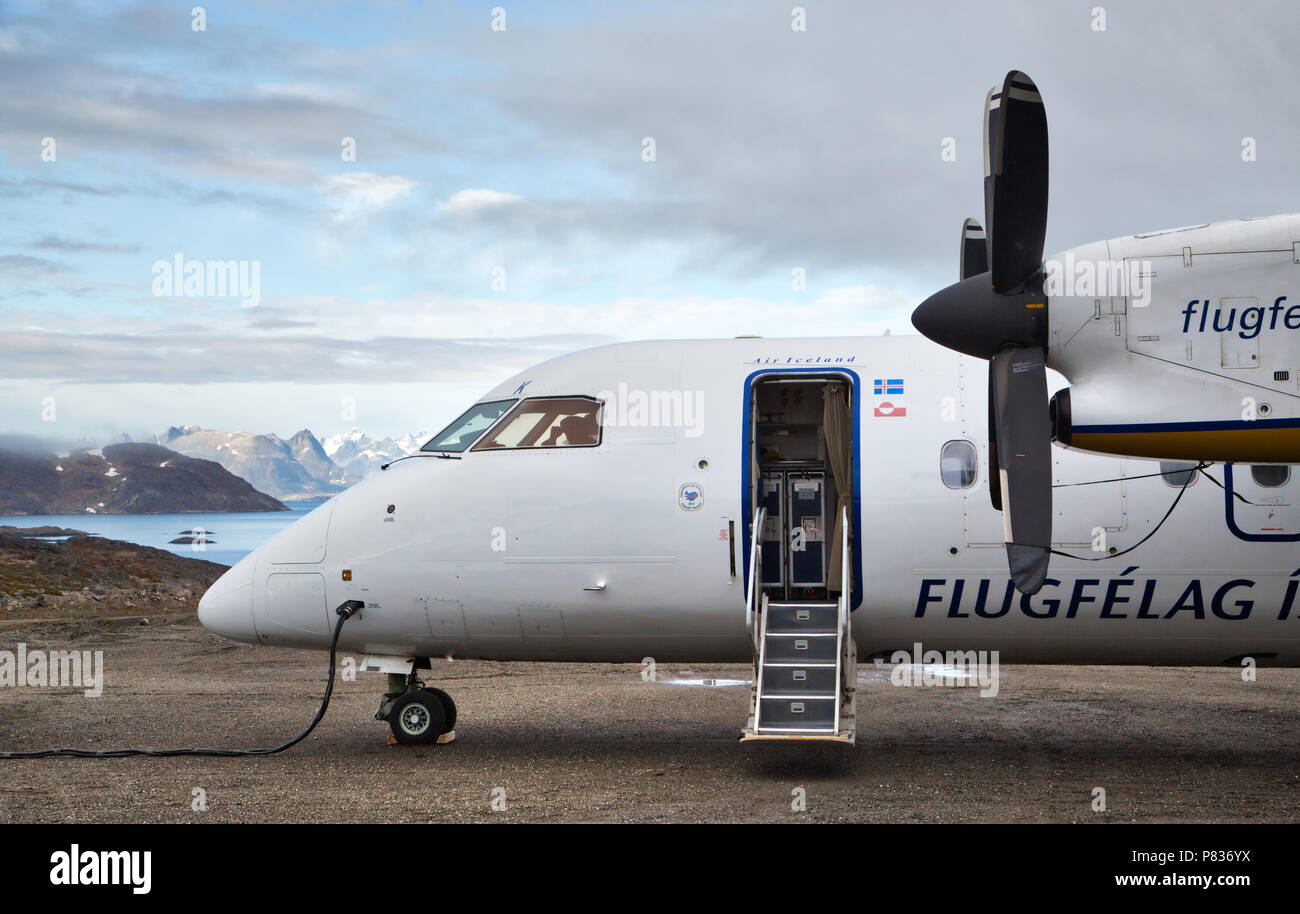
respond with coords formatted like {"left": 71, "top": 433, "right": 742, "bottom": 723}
{"left": 1, "top": 0, "right": 1297, "bottom": 445}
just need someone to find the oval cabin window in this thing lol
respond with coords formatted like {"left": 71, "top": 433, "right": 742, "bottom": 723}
{"left": 1250, "top": 464, "right": 1291, "bottom": 488}
{"left": 1159, "top": 461, "right": 1199, "bottom": 488}
{"left": 940, "top": 440, "right": 978, "bottom": 489}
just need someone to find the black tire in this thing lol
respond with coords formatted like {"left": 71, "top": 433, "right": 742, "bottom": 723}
{"left": 421, "top": 687, "right": 457, "bottom": 733}
{"left": 389, "top": 691, "right": 446, "bottom": 745}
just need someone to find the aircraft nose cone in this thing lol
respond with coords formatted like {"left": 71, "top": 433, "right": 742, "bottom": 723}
{"left": 198, "top": 552, "right": 258, "bottom": 643}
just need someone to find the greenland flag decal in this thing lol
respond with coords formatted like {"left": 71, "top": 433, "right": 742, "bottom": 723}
{"left": 872, "top": 378, "right": 906, "bottom": 417}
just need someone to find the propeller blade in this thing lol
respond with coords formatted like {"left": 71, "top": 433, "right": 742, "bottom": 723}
{"left": 986, "top": 70, "right": 1049, "bottom": 292}
{"left": 987, "top": 360, "right": 1002, "bottom": 511}
{"left": 989, "top": 347, "right": 1052, "bottom": 594}
{"left": 981, "top": 84, "right": 999, "bottom": 265}
{"left": 960, "top": 218, "right": 987, "bottom": 281}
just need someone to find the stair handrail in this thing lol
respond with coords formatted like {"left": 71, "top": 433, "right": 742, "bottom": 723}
{"left": 745, "top": 506, "right": 767, "bottom": 647}
{"left": 839, "top": 504, "right": 851, "bottom": 620}
{"left": 833, "top": 504, "right": 851, "bottom": 731}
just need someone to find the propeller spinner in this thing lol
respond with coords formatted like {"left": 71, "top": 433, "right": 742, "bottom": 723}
{"left": 911, "top": 70, "right": 1052, "bottom": 595}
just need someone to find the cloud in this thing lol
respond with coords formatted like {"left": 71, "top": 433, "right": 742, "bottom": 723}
{"left": 0, "top": 254, "right": 66, "bottom": 279}
{"left": 0, "top": 5, "right": 451, "bottom": 192}
{"left": 30, "top": 235, "right": 140, "bottom": 255}
{"left": 453, "top": 1, "right": 1300, "bottom": 285}
{"left": 319, "top": 172, "right": 417, "bottom": 223}
{"left": 0, "top": 280, "right": 917, "bottom": 387}
{"left": 0, "top": 326, "right": 600, "bottom": 386}
{"left": 0, "top": 177, "right": 132, "bottom": 199}
{"left": 252, "top": 81, "right": 365, "bottom": 106}
{"left": 441, "top": 188, "right": 524, "bottom": 215}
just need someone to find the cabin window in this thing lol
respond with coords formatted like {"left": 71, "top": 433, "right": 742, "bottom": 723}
{"left": 1250, "top": 464, "right": 1290, "bottom": 488}
{"left": 472, "top": 397, "right": 603, "bottom": 450}
{"left": 940, "top": 439, "right": 977, "bottom": 489}
{"left": 1159, "top": 461, "right": 1199, "bottom": 488}
{"left": 421, "top": 399, "right": 515, "bottom": 453}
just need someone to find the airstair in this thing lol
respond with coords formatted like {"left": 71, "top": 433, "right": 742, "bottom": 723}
{"left": 742, "top": 506, "right": 856, "bottom": 743}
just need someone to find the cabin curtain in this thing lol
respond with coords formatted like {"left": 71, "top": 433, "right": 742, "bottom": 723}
{"left": 823, "top": 383, "right": 851, "bottom": 593}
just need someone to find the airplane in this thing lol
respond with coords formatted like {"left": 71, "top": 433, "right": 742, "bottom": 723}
{"left": 912, "top": 70, "right": 1300, "bottom": 595}
{"left": 198, "top": 332, "right": 1300, "bottom": 747}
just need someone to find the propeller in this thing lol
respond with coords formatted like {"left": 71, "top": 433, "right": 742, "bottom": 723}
{"left": 911, "top": 70, "right": 1052, "bottom": 595}
{"left": 960, "top": 218, "right": 987, "bottom": 280}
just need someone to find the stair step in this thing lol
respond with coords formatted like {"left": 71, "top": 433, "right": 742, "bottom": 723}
{"left": 740, "top": 731, "right": 855, "bottom": 743}
{"left": 765, "top": 603, "right": 839, "bottom": 631}
{"left": 762, "top": 633, "right": 838, "bottom": 663}
{"left": 758, "top": 696, "right": 837, "bottom": 730}
{"left": 759, "top": 664, "right": 839, "bottom": 697}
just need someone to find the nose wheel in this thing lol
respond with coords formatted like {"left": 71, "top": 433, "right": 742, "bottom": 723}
{"left": 420, "top": 686, "right": 457, "bottom": 732}
{"left": 377, "top": 675, "right": 458, "bottom": 746}
{"left": 389, "top": 691, "right": 444, "bottom": 744}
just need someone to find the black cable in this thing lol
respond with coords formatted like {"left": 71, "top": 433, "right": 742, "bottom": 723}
{"left": 0, "top": 601, "right": 361, "bottom": 759}
{"left": 1051, "top": 462, "right": 1211, "bottom": 488}
{"left": 1052, "top": 461, "right": 1261, "bottom": 506}
{"left": 1195, "top": 464, "right": 1258, "bottom": 505}
{"left": 1048, "top": 465, "right": 1200, "bottom": 563}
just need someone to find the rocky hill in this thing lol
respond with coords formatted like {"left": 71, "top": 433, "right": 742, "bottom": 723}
{"left": 0, "top": 442, "right": 287, "bottom": 515}
{"left": 0, "top": 528, "right": 228, "bottom": 620}
{"left": 288, "top": 428, "right": 351, "bottom": 489}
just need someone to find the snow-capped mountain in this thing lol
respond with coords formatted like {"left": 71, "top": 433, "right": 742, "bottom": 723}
{"left": 160, "top": 426, "right": 338, "bottom": 500}
{"left": 322, "top": 428, "right": 430, "bottom": 478}
{"left": 289, "top": 429, "right": 352, "bottom": 488}
{"left": 150, "top": 426, "right": 429, "bottom": 500}
{"left": 394, "top": 431, "right": 433, "bottom": 454}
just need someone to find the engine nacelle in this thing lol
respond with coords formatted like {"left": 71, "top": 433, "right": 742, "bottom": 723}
{"left": 1043, "top": 218, "right": 1300, "bottom": 464}
{"left": 1051, "top": 367, "right": 1300, "bottom": 462}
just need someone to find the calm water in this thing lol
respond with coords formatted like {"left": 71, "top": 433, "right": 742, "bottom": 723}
{"left": 0, "top": 499, "right": 330, "bottom": 567}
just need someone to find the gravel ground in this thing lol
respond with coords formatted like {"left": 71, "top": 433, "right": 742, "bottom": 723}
{"left": 1, "top": 618, "right": 1298, "bottom": 823}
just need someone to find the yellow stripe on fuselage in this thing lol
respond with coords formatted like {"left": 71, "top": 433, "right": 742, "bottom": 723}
{"left": 1071, "top": 427, "right": 1300, "bottom": 463}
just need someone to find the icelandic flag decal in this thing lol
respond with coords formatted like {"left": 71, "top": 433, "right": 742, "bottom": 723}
{"left": 873, "top": 378, "right": 906, "bottom": 417}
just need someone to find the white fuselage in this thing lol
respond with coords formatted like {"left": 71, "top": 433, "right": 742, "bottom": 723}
{"left": 198, "top": 335, "right": 1300, "bottom": 667}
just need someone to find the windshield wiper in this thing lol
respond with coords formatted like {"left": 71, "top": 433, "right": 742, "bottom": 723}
{"left": 381, "top": 452, "right": 462, "bottom": 470}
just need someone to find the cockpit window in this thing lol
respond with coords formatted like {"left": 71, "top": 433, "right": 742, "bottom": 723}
{"left": 421, "top": 399, "right": 515, "bottom": 453}
{"left": 472, "top": 397, "right": 603, "bottom": 450}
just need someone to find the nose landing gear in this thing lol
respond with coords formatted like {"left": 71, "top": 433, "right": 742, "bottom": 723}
{"left": 375, "top": 672, "right": 457, "bottom": 746}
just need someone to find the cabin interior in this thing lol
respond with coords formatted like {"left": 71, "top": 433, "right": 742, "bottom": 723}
{"left": 751, "top": 377, "right": 852, "bottom": 604}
